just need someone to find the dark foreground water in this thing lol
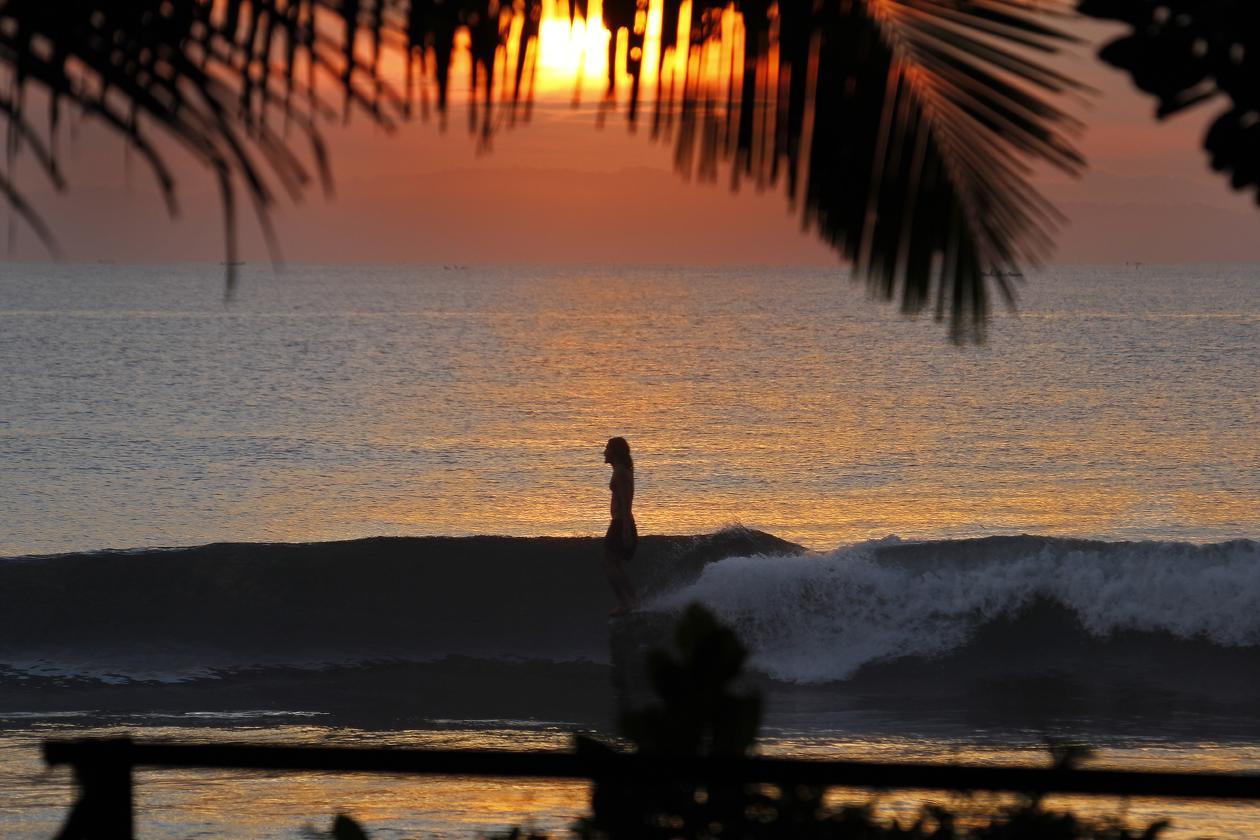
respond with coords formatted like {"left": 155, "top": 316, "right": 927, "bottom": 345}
{"left": 4, "top": 530, "right": 1260, "bottom": 836}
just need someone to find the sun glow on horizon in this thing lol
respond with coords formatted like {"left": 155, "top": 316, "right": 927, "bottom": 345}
{"left": 355, "top": 0, "right": 753, "bottom": 125}
{"left": 533, "top": 0, "right": 678, "bottom": 94}
{"left": 537, "top": 0, "right": 611, "bottom": 80}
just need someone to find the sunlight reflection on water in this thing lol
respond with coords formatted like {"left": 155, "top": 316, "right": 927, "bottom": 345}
{"left": 2, "top": 263, "right": 1256, "bottom": 555}
{"left": 5, "top": 724, "right": 1260, "bottom": 838}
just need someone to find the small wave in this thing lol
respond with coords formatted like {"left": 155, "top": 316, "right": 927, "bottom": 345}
{"left": 0, "top": 529, "right": 798, "bottom": 681}
{"left": 128, "top": 710, "right": 331, "bottom": 720}
{"left": 0, "top": 710, "right": 99, "bottom": 720}
{"left": 649, "top": 535, "right": 1260, "bottom": 683}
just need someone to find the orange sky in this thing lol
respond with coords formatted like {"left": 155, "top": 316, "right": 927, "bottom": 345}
{"left": 5, "top": 12, "right": 1259, "bottom": 266}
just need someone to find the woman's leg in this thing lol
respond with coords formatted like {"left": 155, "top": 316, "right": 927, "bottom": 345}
{"left": 603, "top": 547, "right": 635, "bottom": 613}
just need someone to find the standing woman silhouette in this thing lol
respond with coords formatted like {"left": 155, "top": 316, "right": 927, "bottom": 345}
{"left": 603, "top": 436, "right": 638, "bottom": 616}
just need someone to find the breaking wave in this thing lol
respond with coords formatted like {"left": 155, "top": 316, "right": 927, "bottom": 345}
{"left": 650, "top": 535, "right": 1260, "bottom": 683}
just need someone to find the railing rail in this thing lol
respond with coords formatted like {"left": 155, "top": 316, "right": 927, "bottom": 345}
{"left": 44, "top": 738, "right": 1260, "bottom": 839}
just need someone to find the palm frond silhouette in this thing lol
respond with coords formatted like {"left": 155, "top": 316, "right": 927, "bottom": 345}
{"left": 0, "top": 2, "right": 1251, "bottom": 339}
{"left": 1079, "top": 1, "right": 1260, "bottom": 203}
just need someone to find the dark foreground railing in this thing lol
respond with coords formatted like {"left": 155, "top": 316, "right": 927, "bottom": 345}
{"left": 44, "top": 738, "right": 1260, "bottom": 839}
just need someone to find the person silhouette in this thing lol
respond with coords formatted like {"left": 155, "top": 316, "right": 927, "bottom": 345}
{"left": 603, "top": 436, "right": 638, "bottom": 616}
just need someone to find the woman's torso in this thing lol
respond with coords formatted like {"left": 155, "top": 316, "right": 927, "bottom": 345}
{"left": 609, "top": 467, "right": 634, "bottom": 522}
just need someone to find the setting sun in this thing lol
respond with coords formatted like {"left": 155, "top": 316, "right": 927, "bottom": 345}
{"left": 537, "top": 0, "right": 611, "bottom": 80}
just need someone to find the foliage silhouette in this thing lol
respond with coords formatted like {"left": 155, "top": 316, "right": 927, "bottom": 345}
{"left": 286, "top": 605, "right": 1181, "bottom": 838}
{"left": 570, "top": 604, "right": 1170, "bottom": 839}
{"left": 0, "top": 2, "right": 1256, "bottom": 339}
{"left": 0, "top": 0, "right": 404, "bottom": 283}
{"left": 576, "top": 603, "right": 762, "bottom": 837}
{"left": 331, "top": 812, "right": 371, "bottom": 840}
{"left": 1078, "top": 1, "right": 1260, "bottom": 203}
{"left": 467, "top": 605, "right": 1172, "bottom": 839}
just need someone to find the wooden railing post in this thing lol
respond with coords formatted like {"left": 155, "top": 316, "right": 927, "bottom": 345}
{"left": 47, "top": 738, "right": 134, "bottom": 840}
{"left": 42, "top": 737, "right": 1260, "bottom": 835}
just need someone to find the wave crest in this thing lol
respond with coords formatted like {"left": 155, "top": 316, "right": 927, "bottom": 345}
{"left": 650, "top": 536, "right": 1260, "bottom": 683}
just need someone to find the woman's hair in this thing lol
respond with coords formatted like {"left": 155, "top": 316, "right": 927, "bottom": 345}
{"left": 606, "top": 436, "right": 633, "bottom": 472}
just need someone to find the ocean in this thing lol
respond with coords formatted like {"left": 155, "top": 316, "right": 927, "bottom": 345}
{"left": 1, "top": 262, "right": 1258, "bottom": 837}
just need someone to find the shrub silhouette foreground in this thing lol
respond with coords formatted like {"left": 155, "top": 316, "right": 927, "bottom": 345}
{"left": 330, "top": 605, "right": 1169, "bottom": 839}
{"left": 2, "top": 2, "right": 1256, "bottom": 341}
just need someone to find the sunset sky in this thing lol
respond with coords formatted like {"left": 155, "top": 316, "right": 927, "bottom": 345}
{"left": 7, "top": 9, "right": 1259, "bottom": 266}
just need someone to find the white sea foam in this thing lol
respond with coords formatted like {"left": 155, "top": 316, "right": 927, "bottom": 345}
{"left": 649, "top": 536, "right": 1260, "bottom": 683}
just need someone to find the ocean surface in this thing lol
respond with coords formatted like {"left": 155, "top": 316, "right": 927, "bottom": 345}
{"left": 1, "top": 262, "right": 1258, "bottom": 837}
{"left": 3, "top": 262, "right": 1257, "bottom": 555}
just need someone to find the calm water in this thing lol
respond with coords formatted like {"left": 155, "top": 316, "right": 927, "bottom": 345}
{"left": 1, "top": 262, "right": 1257, "bottom": 556}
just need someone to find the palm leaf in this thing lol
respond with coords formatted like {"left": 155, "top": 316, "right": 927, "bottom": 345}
{"left": 0, "top": 0, "right": 1089, "bottom": 340}
{"left": 1078, "top": 0, "right": 1260, "bottom": 203}
{"left": 659, "top": 0, "right": 1086, "bottom": 340}
{"left": 0, "top": 0, "right": 406, "bottom": 289}
{"left": 861, "top": 0, "right": 1088, "bottom": 336}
